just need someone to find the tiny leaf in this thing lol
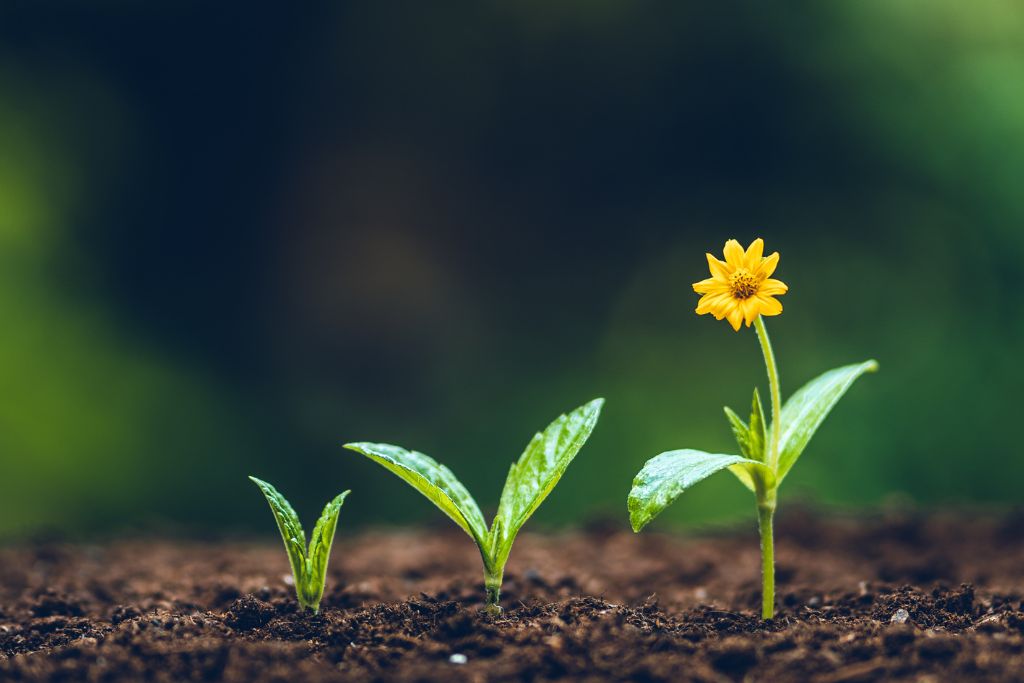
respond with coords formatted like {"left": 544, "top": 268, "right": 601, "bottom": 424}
{"left": 723, "top": 407, "right": 754, "bottom": 459}
{"left": 775, "top": 359, "right": 879, "bottom": 482}
{"left": 488, "top": 398, "right": 603, "bottom": 567}
{"left": 249, "top": 476, "right": 307, "bottom": 587}
{"left": 343, "top": 442, "right": 489, "bottom": 548}
{"left": 300, "top": 490, "right": 350, "bottom": 612}
{"left": 749, "top": 388, "right": 767, "bottom": 463}
{"left": 628, "top": 450, "right": 773, "bottom": 532}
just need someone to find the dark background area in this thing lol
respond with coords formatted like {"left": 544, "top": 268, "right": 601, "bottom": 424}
{"left": 1, "top": 1, "right": 1021, "bottom": 539}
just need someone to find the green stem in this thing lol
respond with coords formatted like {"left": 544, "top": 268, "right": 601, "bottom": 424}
{"left": 757, "top": 496, "right": 776, "bottom": 620}
{"left": 754, "top": 316, "right": 782, "bottom": 471}
{"left": 754, "top": 315, "right": 781, "bottom": 620}
{"left": 484, "top": 566, "right": 504, "bottom": 616}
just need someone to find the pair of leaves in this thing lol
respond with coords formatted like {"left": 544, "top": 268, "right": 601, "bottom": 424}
{"left": 249, "top": 476, "right": 349, "bottom": 613}
{"left": 628, "top": 360, "right": 877, "bottom": 531}
{"left": 344, "top": 398, "right": 603, "bottom": 580}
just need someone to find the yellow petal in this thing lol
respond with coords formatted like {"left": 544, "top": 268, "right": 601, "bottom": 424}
{"left": 723, "top": 239, "right": 745, "bottom": 269}
{"left": 696, "top": 292, "right": 729, "bottom": 315}
{"left": 706, "top": 253, "right": 730, "bottom": 279}
{"left": 756, "top": 294, "right": 783, "bottom": 316}
{"left": 744, "top": 238, "right": 764, "bottom": 268}
{"left": 712, "top": 299, "right": 736, "bottom": 320}
{"left": 726, "top": 306, "right": 743, "bottom": 331}
{"left": 757, "top": 252, "right": 780, "bottom": 277}
{"left": 742, "top": 298, "right": 761, "bottom": 326}
{"left": 692, "top": 277, "right": 729, "bottom": 294}
{"left": 759, "top": 278, "right": 788, "bottom": 295}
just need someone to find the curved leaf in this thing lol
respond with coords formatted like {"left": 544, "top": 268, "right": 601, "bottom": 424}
{"left": 343, "top": 442, "right": 488, "bottom": 547}
{"left": 628, "top": 450, "right": 771, "bottom": 532}
{"left": 775, "top": 360, "right": 878, "bottom": 482}
{"left": 249, "top": 476, "right": 306, "bottom": 586}
{"left": 725, "top": 388, "right": 769, "bottom": 491}
{"left": 301, "top": 490, "right": 350, "bottom": 612}
{"left": 489, "top": 398, "right": 603, "bottom": 566}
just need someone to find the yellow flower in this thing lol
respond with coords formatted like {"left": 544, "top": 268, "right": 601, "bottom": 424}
{"left": 693, "top": 238, "right": 788, "bottom": 331}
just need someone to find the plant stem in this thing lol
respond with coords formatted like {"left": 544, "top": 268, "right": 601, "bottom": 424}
{"left": 754, "top": 316, "right": 782, "bottom": 471}
{"left": 754, "top": 315, "right": 781, "bottom": 620}
{"left": 484, "top": 566, "right": 504, "bottom": 616}
{"left": 757, "top": 495, "right": 776, "bottom": 620}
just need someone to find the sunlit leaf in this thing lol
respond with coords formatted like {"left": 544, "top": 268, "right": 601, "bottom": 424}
{"left": 488, "top": 398, "right": 603, "bottom": 567}
{"left": 249, "top": 476, "right": 349, "bottom": 613}
{"left": 628, "top": 450, "right": 773, "bottom": 531}
{"left": 775, "top": 360, "right": 878, "bottom": 482}
{"left": 249, "top": 476, "right": 306, "bottom": 587}
{"left": 301, "top": 490, "right": 349, "bottom": 611}
{"left": 343, "top": 442, "right": 488, "bottom": 547}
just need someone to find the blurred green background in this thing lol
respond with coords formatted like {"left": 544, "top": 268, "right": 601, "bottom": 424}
{"left": 1, "top": 2, "right": 1021, "bottom": 539}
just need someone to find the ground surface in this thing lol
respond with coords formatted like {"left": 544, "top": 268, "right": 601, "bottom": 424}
{"left": 2, "top": 509, "right": 1024, "bottom": 681}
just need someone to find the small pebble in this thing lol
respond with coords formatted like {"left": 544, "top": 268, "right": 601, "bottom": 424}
{"left": 891, "top": 608, "right": 910, "bottom": 624}
{"left": 283, "top": 574, "right": 294, "bottom": 586}
{"left": 449, "top": 653, "right": 468, "bottom": 665}
{"left": 694, "top": 588, "right": 708, "bottom": 600}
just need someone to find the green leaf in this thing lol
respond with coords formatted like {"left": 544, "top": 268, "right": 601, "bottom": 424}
{"left": 488, "top": 398, "right": 603, "bottom": 568}
{"left": 723, "top": 407, "right": 754, "bottom": 459}
{"left": 343, "top": 442, "right": 488, "bottom": 548}
{"left": 249, "top": 477, "right": 349, "bottom": 613}
{"left": 749, "top": 388, "right": 767, "bottom": 463}
{"left": 724, "top": 388, "right": 769, "bottom": 491}
{"left": 300, "top": 490, "right": 350, "bottom": 612}
{"left": 775, "top": 359, "right": 879, "bottom": 482}
{"left": 249, "top": 476, "right": 307, "bottom": 588}
{"left": 628, "top": 450, "right": 773, "bottom": 532}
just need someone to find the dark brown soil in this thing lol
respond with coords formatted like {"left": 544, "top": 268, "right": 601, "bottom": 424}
{"left": 3, "top": 509, "right": 1024, "bottom": 681}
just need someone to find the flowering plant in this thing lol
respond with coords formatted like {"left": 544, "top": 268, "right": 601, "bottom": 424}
{"left": 627, "top": 238, "right": 877, "bottom": 619}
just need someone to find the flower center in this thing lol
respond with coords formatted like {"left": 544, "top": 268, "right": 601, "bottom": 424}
{"left": 729, "top": 269, "right": 761, "bottom": 300}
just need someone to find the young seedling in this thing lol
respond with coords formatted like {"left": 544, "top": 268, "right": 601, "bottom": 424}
{"left": 627, "top": 238, "right": 877, "bottom": 620}
{"left": 248, "top": 476, "right": 350, "bottom": 614}
{"left": 344, "top": 398, "right": 603, "bottom": 615}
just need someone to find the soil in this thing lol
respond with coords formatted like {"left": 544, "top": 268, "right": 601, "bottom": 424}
{"left": 3, "top": 508, "right": 1024, "bottom": 682}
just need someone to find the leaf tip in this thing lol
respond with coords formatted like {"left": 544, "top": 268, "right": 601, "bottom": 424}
{"left": 865, "top": 359, "right": 880, "bottom": 373}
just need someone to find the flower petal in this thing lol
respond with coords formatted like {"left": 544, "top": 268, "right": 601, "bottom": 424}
{"left": 757, "top": 252, "right": 780, "bottom": 277}
{"left": 723, "top": 239, "right": 745, "bottom": 269}
{"left": 692, "top": 277, "right": 729, "bottom": 294}
{"left": 706, "top": 253, "right": 731, "bottom": 279}
{"left": 744, "top": 238, "right": 764, "bottom": 268}
{"left": 726, "top": 307, "right": 743, "bottom": 331}
{"left": 756, "top": 294, "right": 783, "bottom": 316}
{"left": 759, "top": 278, "right": 788, "bottom": 295}
{"left": 742, "top": 298, "right": 761, "bottom": 326}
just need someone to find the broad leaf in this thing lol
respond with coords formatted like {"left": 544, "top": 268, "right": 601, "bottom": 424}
{"left": 301, "top": 490, "right": 350, "bottom": 611}
{"left": 489, "top": 398, "right": 604, "bottom": 567}
{"left": 628, "top": 450, "right": 773, "bottom": 532}
{"left": 344, "top": 442, "right": 488, "bottom": 547}
{"left": 775, "top": 360, "right": 878, "bottom": 482}
{"left": 249, "top": 476, "right": 307, "bottom": 585}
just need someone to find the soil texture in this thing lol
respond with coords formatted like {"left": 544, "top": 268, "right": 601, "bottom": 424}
{"left": 3, "top": 509, "right": 1024, "bottom": 681}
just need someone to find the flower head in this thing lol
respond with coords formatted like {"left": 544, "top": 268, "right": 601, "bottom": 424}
{"left": 693, "top": 238, "right": 788, "bottom": 331}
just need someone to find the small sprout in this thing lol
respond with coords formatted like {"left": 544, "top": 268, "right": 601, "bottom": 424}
{"left": 248, "top": 476, "right": 350, "bottom": 614}
{"left": 629, "top": 238, "right": 877, "bottom": 619}
{"left": 345, "top": 398, "right": 603, "bottom": 615}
